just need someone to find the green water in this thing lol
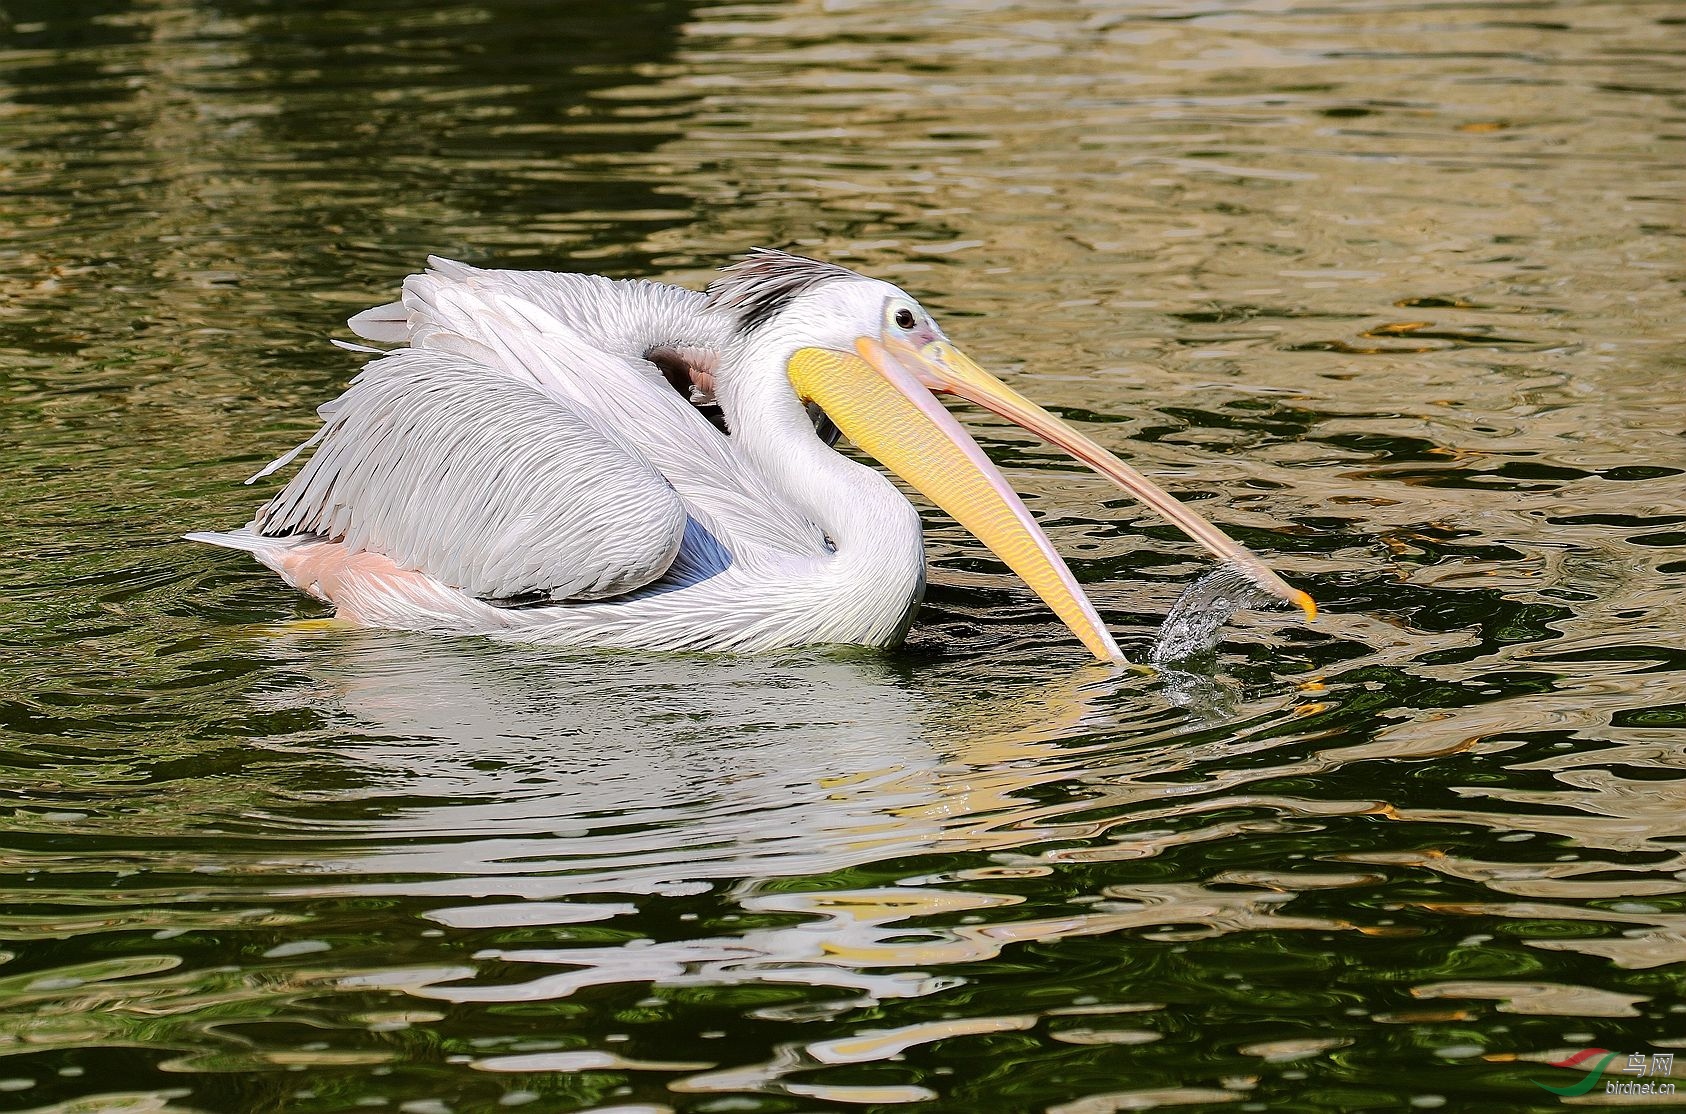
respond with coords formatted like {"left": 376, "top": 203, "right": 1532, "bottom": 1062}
{"left": 3, "top": 1, "right": 1684, "bottom": 1111}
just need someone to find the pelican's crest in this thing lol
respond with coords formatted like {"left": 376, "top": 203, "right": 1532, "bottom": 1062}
{"left": 705, "top": 248, "right": 862, "bottom": 334}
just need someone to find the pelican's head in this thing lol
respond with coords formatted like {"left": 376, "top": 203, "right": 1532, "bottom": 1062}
{"left": 706, "top": 249, "right": 1313, "bottom": 663}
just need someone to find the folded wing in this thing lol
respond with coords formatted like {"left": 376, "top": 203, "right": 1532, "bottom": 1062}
{"left": 348, "top": 258, "right": 830, "bottom": 562}
{"left": 253, "top": 350, "right": 688, "bottom": 603}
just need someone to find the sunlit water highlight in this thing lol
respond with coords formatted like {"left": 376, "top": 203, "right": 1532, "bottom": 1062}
{"left": 3, "top": 0, "right": 1684, "bottom": 1111}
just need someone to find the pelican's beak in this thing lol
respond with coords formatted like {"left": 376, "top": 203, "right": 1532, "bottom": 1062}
{"left": 786, "top": 329, "right": 1314, "bottom": 664}
{"left": 790, "top": 340, "right": 1126, "bottom": 662}
{"left": 885, "top": 334, "right": 1316, "bottom": 624}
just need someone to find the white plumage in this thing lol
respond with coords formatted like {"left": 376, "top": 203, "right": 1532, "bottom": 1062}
{"left": 192, "top": 254, "right": 930, "bottom": 653}
{"left": 252, "top": 354, "right": 688, "bottom": 603}
{"left": 191, "top": 250, "right": 1312, "bottom": 660}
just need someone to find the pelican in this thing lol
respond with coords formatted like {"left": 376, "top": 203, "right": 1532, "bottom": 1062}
{"left": 189, "top": 250, "right": 1312, "bottom": 661}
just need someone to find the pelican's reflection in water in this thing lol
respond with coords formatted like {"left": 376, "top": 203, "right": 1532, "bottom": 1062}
{"left": 249, "top": 631, "right": 1343, "bottom": 1099}
{"left": 274, "top": 636, "right": 1132, "bottom": 932}
{"left": 267, "top": 630, "right": 1119, "bottom": 899}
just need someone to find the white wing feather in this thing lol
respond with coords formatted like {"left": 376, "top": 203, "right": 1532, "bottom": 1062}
{"left": 368, "top": 260, "right": 830, "bottom": 561}
{"left": 254, "top": 351, "right": 688, "bottom": 603}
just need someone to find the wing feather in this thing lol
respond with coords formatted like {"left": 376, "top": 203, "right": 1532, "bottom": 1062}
{"left": 254, "top": 350, "right": 688, "bottom": 603}
{"left": 386, "top": 261, "right": 830, "bottom": 560}
{"left": 347, "top": 301, "right": 410, "bottom": 344}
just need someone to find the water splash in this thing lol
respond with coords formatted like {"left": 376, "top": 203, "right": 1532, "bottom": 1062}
{"left": 1150, "top": 562, "right": 1284, "bottom": 666}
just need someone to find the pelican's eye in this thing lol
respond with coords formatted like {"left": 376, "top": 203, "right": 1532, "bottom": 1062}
{"left": 893, "top": 307, "right": 917, "bottom": 330}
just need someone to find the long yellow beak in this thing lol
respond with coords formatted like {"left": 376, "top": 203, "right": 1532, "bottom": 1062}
{"left": 888, "top": 335, "right": 1316, "bottom": 624}
{"left": 789, "top": 339, "right": 1124, "bottom": 662}
{"left": 786, "top": 329, "right": 1315, "bottom": 664}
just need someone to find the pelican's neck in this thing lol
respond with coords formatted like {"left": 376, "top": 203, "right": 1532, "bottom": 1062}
{"left": 717, "top": 329, "right": 925, "bottom": 573}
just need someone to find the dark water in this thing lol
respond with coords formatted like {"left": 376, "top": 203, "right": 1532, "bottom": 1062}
{"left": 3, "top": 1, "right": 1684, "bottom": 1111}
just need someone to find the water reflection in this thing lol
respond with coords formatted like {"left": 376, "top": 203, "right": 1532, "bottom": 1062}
{"left": 240, "top": 632, "right": 1362, "bottom": 1105}
{"left": 251, "top": 630, "right": 1122, "bottom": 896}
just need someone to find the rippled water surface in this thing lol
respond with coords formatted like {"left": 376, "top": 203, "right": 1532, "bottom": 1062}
{"left": 4, "top": 1, "right": 1685, "bottom": 1110}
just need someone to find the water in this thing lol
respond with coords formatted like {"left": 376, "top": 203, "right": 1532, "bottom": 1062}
{"left": 1152, "top": 564, "right": 1287, "bottom": 665}
{"left": 3, "top": 0, "right": 1684, "bottom": 1110}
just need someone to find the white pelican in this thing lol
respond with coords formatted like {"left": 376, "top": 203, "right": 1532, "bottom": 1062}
{"left": 190, "top": 250, "right": 1313, "bottom": 661}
